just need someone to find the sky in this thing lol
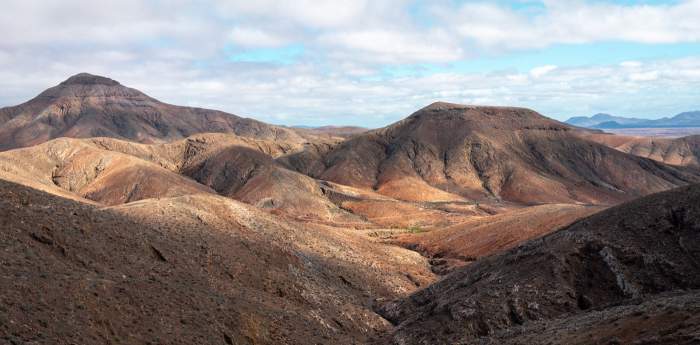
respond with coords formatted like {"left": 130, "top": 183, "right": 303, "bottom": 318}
{"left": 1, "top": 0, "right": 699, "bottom": 127}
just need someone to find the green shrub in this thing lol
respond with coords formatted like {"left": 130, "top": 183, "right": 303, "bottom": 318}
{"left": 407, "top": 226, "right": 425, "bottom": 234}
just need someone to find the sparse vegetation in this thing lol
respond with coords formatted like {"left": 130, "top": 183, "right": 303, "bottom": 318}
{"left": 407, "top": 225, "right": 425, "bottom": 234}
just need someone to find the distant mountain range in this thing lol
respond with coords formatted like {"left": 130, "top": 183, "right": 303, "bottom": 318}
{"left": 566, "top": 111, "right": 700, "bottom": 129}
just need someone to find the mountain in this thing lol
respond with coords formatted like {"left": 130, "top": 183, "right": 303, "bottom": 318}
{"left": 566, "top": 113, "right": 646, "bottom": 128}
{"left": 0, "top": 73, "right": 312, "bottom": 151}
{"left": 0, "top": 177, "right": 435, "bottom": 344}
{"left": 286, "top": 102, "right": 700, "bottom": 205}
{"left": 566, "top": 111, "right": 700, "bottom": 129}
{"left": 3, "top": 72, "right": 700, "bottom": 345}
{"left": 379, "top": 183, "right": 700, "bottom": 344}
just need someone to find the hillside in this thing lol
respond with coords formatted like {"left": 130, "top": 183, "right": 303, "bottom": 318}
{"left": 0, "top": 138, "right": 213, "bottom": 205}
{"left": 392, "top": 203, "right": 602, "bottom": 273}
{"left": 616, "top": 135, "right": 700, "bottom": 167}
{"left": 287, "top": 102, "right": 700, "bottom": 205}
{"left": 0, "top": 178, "right": 435, "bottom": 344}
{"left": 0, "top": 73, "right": 313, "bottom": 151}
{"left": 0, "top": 133, "right": 482, "bottom": 228}
{"left": 379, "top": 183, "right": 700, "bottom": 344}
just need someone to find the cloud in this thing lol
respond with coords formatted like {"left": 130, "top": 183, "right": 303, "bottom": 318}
{"left": 319, "top": 29, "right": 462, "bottom": 64}
{"left": 620, "top": 61, "right": 643, "bottom": 68}
{"left": 229, "top": 27, "right": 290, "bottom": 48}
{"left": 435, "top": 0, "right": 700, "bottom": 50}
{"left": 629, "top": 71, "right": 659, "bottom": 82}
{"left": 530, "top": 65, "right": 558, "bottom": 78}
{"left": 0, "top": 0, "right": 699, "bottom": 127}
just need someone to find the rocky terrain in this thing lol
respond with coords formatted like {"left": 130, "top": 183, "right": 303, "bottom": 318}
{"left": 379, "top": 183, "right": 700, "bottom": 344}
{"left": 0, "top": 138, "right": 214, "bottom": 205}
{"left": 392, "top": 203, "right": 602, "bottom": 273}
{"left": 287, "top": 102, "right": 700, "bottom": 205}
{"left": 0, "top": 178, "right": 434, "bottom": 344}
{"left": 2, "top": 74, "right": 700, "bottom": 345}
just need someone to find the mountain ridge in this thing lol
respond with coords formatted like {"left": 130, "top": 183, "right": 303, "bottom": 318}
{"left": 285, "top": 102, "right": 700, "bottom": 205}
{"left": 567, "top": 111, "right": 700, "bottom": 129}
{"left": 0, "top": 72, "right": 314, "bottom": 151}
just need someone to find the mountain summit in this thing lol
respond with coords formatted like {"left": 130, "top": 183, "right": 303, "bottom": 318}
{"left": 285, "top": 102, "right": 700, "bottom": 204}
{"left": 59, "top": 72, "right": 121, "bottom": 86}
{"left": 0, "top": 73, "right": 307, "bottom": 150}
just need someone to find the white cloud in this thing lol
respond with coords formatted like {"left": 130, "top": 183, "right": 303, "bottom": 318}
{"left": 530, "top": 65, "right": 558, "bottom": 78}
{"left": 620, "top": 61, "right": 643, "bottom": 68}
{"left": 629, "top": 71, "right": 659, "bottom": 82}
{"left": 229, "top": 27, "right": 290, "bottom": 48}
{"left": 319, "top": 29, "right": 462, "bottom": 64}
{"left": 435, "top": 0, "right": 700, "bottom": 50}
{"left": 0, "top": 0, "right": 699, "bottom": 127}
{"left": 215, "top": 0, "right": 376, "bottom": 29}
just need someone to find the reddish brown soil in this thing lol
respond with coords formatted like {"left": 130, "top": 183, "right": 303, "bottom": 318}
{"left": 287, "top": 102, "right": 700, "bottom": 205}
{"left": 393, "top": 203, "right": 602, "bottom": 272}
{"left": 2, "top": 83, "right": 699, "bottom": 345}
{"left": 583, "top": 132, "right": 700, "bottom": 168}
{"left": 0, "top": 179, "right": 434, "bottom": 344}
{"left": 378, "top": 184, "right": 700, "bottom": 344}
{"left": 0, "top": 138, "right": 213, "bottom": 205}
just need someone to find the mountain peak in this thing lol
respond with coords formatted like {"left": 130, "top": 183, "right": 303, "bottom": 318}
{"left": 420, "top": 101, "right": 469, "bottom": 111}
{"left": 60, "top": 73, "right": 120, "bottom": 86}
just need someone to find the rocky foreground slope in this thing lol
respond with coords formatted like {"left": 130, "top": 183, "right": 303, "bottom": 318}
{"left": 379, "top": 183, "right": 700, "bottom": 344}
{"left": 0, "top": 178, "right": 434, "bottom": 344}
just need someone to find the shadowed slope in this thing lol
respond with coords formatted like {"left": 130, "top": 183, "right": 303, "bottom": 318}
{"left": 289, "top": 102, "right": 700, "bottom": 205}
{"left": 0, "top": 179, "right": 434, "bottom": 344}
{"left": 181, "top": 144, "right": 363, "bottom": 223}
{"left": 0, "top": 133, "right": 480, "bottom": 228}
{"left": 379, "top": 183, "right": 700, "bottom": 344}
{"left": 0, "top": 73, "right": 311, "bottom": 150}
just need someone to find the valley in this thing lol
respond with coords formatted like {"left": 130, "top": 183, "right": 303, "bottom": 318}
{"left": 2, "top": 74, "right": 700, "bottom": 344}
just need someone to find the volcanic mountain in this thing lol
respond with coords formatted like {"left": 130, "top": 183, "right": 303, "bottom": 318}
{"left": 0, "top": 73, "right": 311, "bottom": 151}
{"left": 286, "top": 102, "right": 700, "bottom": 205}
{"left": 379, "top": 183, "right": 700, "bottom": 344}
